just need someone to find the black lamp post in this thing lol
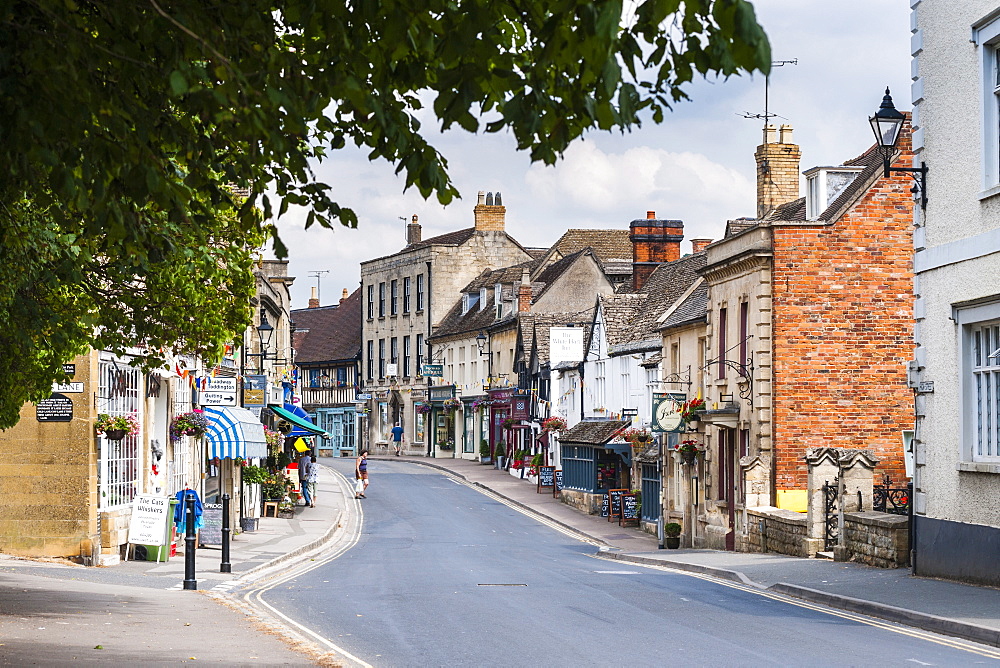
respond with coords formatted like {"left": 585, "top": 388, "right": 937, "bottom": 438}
{"left": 248, "top": 312, "right": 275, "bottom": 374}
{"left": 476, "top": 331, "right": 492, "bottom": 389}
{"left": 869, "top": 87, "right": 927, "bottom": 209}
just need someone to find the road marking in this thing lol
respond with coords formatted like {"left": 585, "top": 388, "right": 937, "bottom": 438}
{"left": 592, "top": 553, "right": 1000, "bottom": 660}
{"left": 594, "top": 570, "right": 641, "bottom": 574}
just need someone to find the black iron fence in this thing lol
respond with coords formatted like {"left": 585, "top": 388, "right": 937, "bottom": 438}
{"left": 873, "top": 475, "right": 910, "bottom": 515}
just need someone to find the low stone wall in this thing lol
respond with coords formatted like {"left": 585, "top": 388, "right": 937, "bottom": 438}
{"left": 560, "top": 489, "right": 602, "bottom": 515}
{"left": 840, "top": 511, "right": 909, "bottom": 568}
{"left": 746, "top": 506, "right": 811, "bottom": 557}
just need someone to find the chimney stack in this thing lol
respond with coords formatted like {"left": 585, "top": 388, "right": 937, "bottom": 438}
{"left": 474, "top": 189, "right": 506, "bottom": 231}
{"left": 690, "top": 238, "right": 713, "bottom": 253}
{"left": 406, "top": 214, "right": 422, "bottom": 245}
{"left": 755, "top": 123, "right": 801, "bottom": 219}
{"left": 341, "top": 288, "right": 349, "bottom": 304}
{"left": 630, "top": 211, "right": 683, "bottom": 292}
{"left": 308, "top": 286, "right": 319, "bottom": 309}
{"left": 517, "top": 269, "right": 532, "bottom": 313}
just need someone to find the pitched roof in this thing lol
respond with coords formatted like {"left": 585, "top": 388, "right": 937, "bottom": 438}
{"left": 660, "top": 281, "right": 708, "bottom": 330}
{"left": 559, "top": 418, "right": 630, "bottom": 445}
{"left": 598, "top": 293, "right": 647, "bottom": 347}
{"left": 552, "top": 229, "right": 633, "bottom": 265}
{"left": 291, "top": 287, "right": 363, "bottom": 363}
{"left": 404, "top": 227, "right": 477, "bottom": 250}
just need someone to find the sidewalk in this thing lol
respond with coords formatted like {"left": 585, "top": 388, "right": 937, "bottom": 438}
{"left": 385, "top": 454, "right": 1000, "bottom": 648}
{"left": 0, "top": 461, "right": 351, "bottom": 666}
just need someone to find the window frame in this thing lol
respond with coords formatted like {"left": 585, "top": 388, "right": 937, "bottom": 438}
{"left": 390, "top": 280, "right": 398, "bottom": 316}
{"left": 956, "top": 299, "right": 1000, "bottom": 463}
{"left": 378, "top": 282, "right": 386, "bottom": 318}
{"left": 403, "top": 276, "right": 411, "bottom": 313}
{"left": 976, "top": 14, "right": 1000, "bottom": 193}
{"left": 366, "top": 284, "right": 374, "bottom": 319}
{"left": 416, "top": 274, "right": 425, "bottom": 311}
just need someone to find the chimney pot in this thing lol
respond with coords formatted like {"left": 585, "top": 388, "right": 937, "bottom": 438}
{"left": 691, "top": 238, "right": 713, "bottom": 253}
{"left": 406, "top": 213, "right": 422, "bottom": 244}
{"left": 477, "top": 191, "right": 485, "bottom": 205}
{"left": 495, "top": 191, "right": 502, "bottom": 205}
{"left": 763, "top": 124, "right": 777, "bottom": 144}
{"left": 486, "top": 191, "right": 494, "bottom": 206}
{"left": 647, "top": 210, "right": 656, "bottom": 219}
{"left": 341, "top": 288, "right": 349, "bottom": 303}
{"left": 308, "top": 286, "right": 319, "bottom": 309}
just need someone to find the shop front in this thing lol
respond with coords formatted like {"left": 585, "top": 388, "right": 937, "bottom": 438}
{"left": 428, "top": 385, "right": 457, "bottom": 458}
{"left": 487, "top": 388, "right": 512, "bottom": 460}
{"left": 556, "top": 419, "right": 631, "bottom": 515}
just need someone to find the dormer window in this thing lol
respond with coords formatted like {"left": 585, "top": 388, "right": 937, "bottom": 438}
{"left": 479, "top": 286, "right": 488, "bottom": 309}
{"left": 462, "top": 292, "right": 479, "bottom": 315}
{"left": 494, "top": 283, "right": 502, "bottom": 305}
{"left": 804, "top": 166, "right": 863, "bottom": 220}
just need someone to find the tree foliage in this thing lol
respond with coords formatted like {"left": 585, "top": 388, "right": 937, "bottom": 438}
{"left": 0, "top": 0, "right": 769, "bottom": 427}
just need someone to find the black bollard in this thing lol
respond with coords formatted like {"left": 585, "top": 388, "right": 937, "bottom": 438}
{"left": 220, "top": 493, "right": 231, "bottom": 573}
{"left": 183, "top": 494, "right": 198, "bottom": 590}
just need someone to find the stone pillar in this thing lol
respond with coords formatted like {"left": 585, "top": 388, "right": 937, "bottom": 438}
{"left": 805, "top": 448, "right": 840, "bottom": 556}
{"left": 839, "top": 449, "right": 878, "bottom": 513}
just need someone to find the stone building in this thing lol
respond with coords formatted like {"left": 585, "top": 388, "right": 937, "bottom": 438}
{"left": 701, "top": 124, "right": 915, "bottom": 551}
{"left": 359, "top": 193, "right": 533, "bottom": 454}
{"left": 908, "top": 0, "right": 1000, "bottom": 585}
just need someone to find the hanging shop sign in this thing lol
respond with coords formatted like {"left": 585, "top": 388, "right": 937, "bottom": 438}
{"left": 243, "top": 375, "right": 267, "bottom": 407}
{"left": 35, "top": 394, "right": 73, "bottom": 422}
{"left": 421, "top": 364, "right": 443, "bottom": 378}
{"left": 511, "top": 394, "right": 530, "bottom": 419}
{"left": 429, "top": 385, "right": 456, "bottom": 402}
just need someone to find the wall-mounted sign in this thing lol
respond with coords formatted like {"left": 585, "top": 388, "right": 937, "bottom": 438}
{"left": 429, "top": 385, "right": 455, "bottom": 401}
{"left": 62, "top": 364, "right": 76, "bottom": 375}
{"left": 36, "top": 394, "right": 73, "bottom": 422}
{"left": 421, "top": 364, "right": 443, "bottom": 377}
{"left": 242, "top": 374, "right": 267, "bottom": 407}
{"left": 550, "top": 327, "right": 584, "bottom": 364}
{"left": 355, "top": 393, "right": 372, "bottom": 401}
{"left": 198, "top": 377, "right": 238, "bottom": 406}
{"left": 51, "top": 382, "right": 84, "bottom": 393}
{"left": 511, "top": 394, "right": 530, "bottom": 419}
{"left": 386, "top": 363, "right": 399, "bottom": 377}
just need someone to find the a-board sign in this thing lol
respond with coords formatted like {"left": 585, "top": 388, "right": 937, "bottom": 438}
{"left": 608, "top": 489, "right": 627, "bottom": 521}
{"left": 553, "top": 469, "right": 563, "bottom": 498}
{"left": 127, "top": 495, "right": 172, "bottom": 546}
{"left": 620, "top": 493, "right": 640, "bottom": 527}
{"left": 36, "top": 393, "right": 73, "bottom": 422}
{"left": 600, "top": 492, "right": 610, "bottom": 517}
{"left": 199, "top": 503, "right": 224, "bottom": 546}
{"left": 537, "top": 466, "right": 555, "bottom": 492}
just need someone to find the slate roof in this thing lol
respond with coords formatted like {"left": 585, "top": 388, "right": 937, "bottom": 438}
{"left": 405, "top": 227, "right": 477, "bottom": 250}
{"left": 551, "top": 229, "right": 633, "bottom": 265}
{"left": 634, "top": 252, "right": 705, "bottom": 332}
{"left": 428, "top": 294, "right": 497, "bottom": 340}
{"left": 291, "top": 287, "right": 363, "bottom": 363}
{"left": 521, "top": 313, "right": 594, "bottom": 366}
{"left": 598, "top": 293, "right": 647, "bottom": 348}
{"left": 660, "top": 281, "right": 708, "bottom": 330}
{"left": 559, "top": 418, "right": 630, "bottom": 445}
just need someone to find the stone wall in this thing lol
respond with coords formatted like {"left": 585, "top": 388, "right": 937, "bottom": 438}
{"left": 840, "top": 511, "right": 909, "bottom": 568}
{"left": 560, "top": 489, "right": 602, "bottom": 515}
{"left": 746, "top": 506, "right": 812, "bottom": 557}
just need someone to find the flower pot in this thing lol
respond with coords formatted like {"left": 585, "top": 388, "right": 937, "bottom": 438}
{"left": 665, "top": 536, "right": 681, "bottom": 549}
{"left": 480, "top": 457, "right": 492, "bottom": 465}
{"left": 104, "top": 429, "right": 127, "bottom": 441}
{"left": 680, "top": 450, "right": 697, "bottom": 465}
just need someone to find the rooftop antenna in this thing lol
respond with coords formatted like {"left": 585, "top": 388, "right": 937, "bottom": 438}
{"left": 308, "top": 270, "right": 329, "bottom": 304}
{"left": 741, "top": 59, "right": 798, "bottom": 128}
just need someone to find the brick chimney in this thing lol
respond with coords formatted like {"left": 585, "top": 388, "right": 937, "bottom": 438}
{"left": 690, "top": 238, "right": 713, "bottom": 253}
{"left": 474, "top": 190, "right": 506, "bottom": 231}
{"left": 755, "top": 123, "right": 801, "bottom": 219}
{"left": 630, "top": 210, "right": 683, "bottom": 291}
{"left": 517, "top": 269, "right": 532, "bottom": 313}
{"left": 308, "top": 286, "right": 319, "bottom": 309}
{"left": 406, "top": 214, "right": 421, "bottom": 244}
{"left": 340, "top": 288, "right": 349, "bottom": 304}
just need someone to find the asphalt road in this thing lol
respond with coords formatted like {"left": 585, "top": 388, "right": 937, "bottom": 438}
{"left": 257, "top": 459, "right": 1000, "bottom": 667}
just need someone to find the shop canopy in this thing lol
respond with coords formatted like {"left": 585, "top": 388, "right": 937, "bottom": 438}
{"left": 203, "top": 406, "right": 268, "bottom": 459}
{"left": 268, "top": 403, "right": 328, "bottom": 437}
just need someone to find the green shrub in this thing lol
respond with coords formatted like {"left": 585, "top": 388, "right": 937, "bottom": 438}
{"left": 664, "top": 522, "right": 682, "bottom": 537}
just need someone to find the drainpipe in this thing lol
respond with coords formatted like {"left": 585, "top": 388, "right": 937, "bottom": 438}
{"left": 426, "top": 260, "right": 433, "bottom": 458}
{"left": 578, "top": 362, "right": 585, "bottom": 423}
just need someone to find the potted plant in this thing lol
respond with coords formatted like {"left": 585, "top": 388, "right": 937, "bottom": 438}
{"left": 680, "top": 397, "right": 706, "bottom": 423}
{"left": 416, "top": 403, "right": 432, "bottom": 415}
{"left": 494, "top": 441, "right": 507, "bottom": 470}
{"left": 479, "top": 439, "right": 491, "bottom": 464}
{"left": 501, "top": 417, "right": 519, "bottom": 430}
{"left": 439, "top": 437, "right": 455, "bottom": 451}
{"left": 264, "top": 427, "right": 283, "bottom": 452}
{"left": 664, "top": 522, "right": 682, "bottom": 549}
{"left": 169, "top": 409, "right": 210, "bottom": 441}
{"left": 541, "top": 416, "right": 567, "bottom": 432}
{"left": 95, "top": 413, "right": 141, "bottom": 441}
{"left": 443, "top": 398, "right": 462, "bottom": 413}
{"left": 675, "top": 439, "right": 702, "bottom": 465}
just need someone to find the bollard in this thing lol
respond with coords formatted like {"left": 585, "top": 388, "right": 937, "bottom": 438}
{"left": 183, "top": 494, "right": 198, "bottom": 590}
{"left": 220, "top": 493, "right": 231, "bottom": 573}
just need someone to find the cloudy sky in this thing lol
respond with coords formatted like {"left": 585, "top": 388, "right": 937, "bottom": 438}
{"left": 274, "top": 0, "right": 912, "bottom": 309}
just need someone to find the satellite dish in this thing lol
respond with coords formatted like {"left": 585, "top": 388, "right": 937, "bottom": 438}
{"left": 277, "top": 420, "right": 293, "bottom": 435}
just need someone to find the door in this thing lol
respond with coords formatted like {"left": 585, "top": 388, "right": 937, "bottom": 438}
{"left": 720, "top": 429, "right": 737, "bottom": 551}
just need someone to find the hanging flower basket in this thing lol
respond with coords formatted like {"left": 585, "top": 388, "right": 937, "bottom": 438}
{"left": 680, "top": 398, "right": 706, "bottom": 423}
{"left": 675, "top": 439, "right": 702, "bottom": 465}
{"left": 415, "top": 403, "right": 432, "bottom": 415}
{"left": 169, "top": 409, "right": 210, "bottom": 441}
{"left": 443, "top": 398, "right": 463, "bottom": 412}
{"left": 541, "top": 416, "right": 567, "bottom": 432}
{"left": 501, "top": 417, "right": 519, "bottom": 430}
{"left": 95, "top": 413, "right": 140, "bottom": 439}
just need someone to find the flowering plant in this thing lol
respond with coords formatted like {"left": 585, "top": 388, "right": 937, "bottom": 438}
{"left": 95, "top": 413, "right": 141, "bottom": 436}
{"left": 675, "top": 439, "right": 703, "bottom": 453}
{"left": 443, "top": 398, "right": 463, "bottom": 412}
{"left": 528, "top": 466, "right": 538, "bottom": 476}
{"left": 415, "top": 403, "right": 432, "bottom": 415}
{"left": 169, "top": 410, "right": 210, "bottom": 441}
{"left": 264, "top": 427, "right": 283, "bottom": 450}
{"left": 680, "top": 398, "right": 706, "bottom": 421}
{"left": 439, "top": 438, "right": 455, "bottom": 450}
{"left": 541, "top": 416, "right": 567, "bottom": 432}
{"left": 618, "top": 427, "right": 652, "bottom": 445}
{"left": 471, "top": 398, "right": 490, "bottom": 412}
{"left": 512, "top": 459, "right": 524, "bottom": 469}
{"left": 501, "top": 417, "right": 519, "bottom": 430}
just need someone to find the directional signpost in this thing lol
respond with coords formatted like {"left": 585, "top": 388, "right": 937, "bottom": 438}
{"left": 199, "top": 377, "right": 237, "bottom": 407}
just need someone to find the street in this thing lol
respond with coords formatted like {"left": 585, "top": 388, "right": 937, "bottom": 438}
{"left": 252, "top": 460, "right": 1000, "bottom": 667}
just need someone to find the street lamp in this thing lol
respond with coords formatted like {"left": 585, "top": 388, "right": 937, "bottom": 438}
{"left": 869, "top": 87, "right": 927, "bottom": 209}
{"left": 247, "top": 311, "right": 276, "bottom": 374}
{"left": 476, "top": 330, "right": 492, "bottom": 389}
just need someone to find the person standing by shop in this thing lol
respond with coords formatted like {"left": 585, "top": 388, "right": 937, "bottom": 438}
{"left": 354, "top": 450, "right": 369, "bottom": 498}
{"left": 298, "top": 452, "right": 313, "bottom": 507}
{"left": 305, "top": 455, "right": 318, "bottom": 507}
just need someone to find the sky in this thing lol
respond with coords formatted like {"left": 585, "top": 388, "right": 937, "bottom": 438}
{"left": 273, "top": 0, "right": 912, "bottom": 310}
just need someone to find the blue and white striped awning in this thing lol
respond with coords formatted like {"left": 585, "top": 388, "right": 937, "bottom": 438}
{"left": 203, "top": 406, "right": 267, "bottom": 459}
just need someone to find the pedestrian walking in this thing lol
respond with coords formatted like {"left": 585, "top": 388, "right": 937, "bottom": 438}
{"left": 354, "top": 450, "right": 369, "bottom": 498}
{"left": 298, "top": 452, "right": 313, "bottom": 507}
{"left": 390, "top": 423, "right": 404, "bottom": 456}
{"left": 306, "top": 455, "right": 318, "bottom": 507}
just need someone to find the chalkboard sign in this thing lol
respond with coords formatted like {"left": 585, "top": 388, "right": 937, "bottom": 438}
{"left": 553, "top": 469, "right": 563, "bottom": 498}
{"left": 600, "top": 492, "right": 610, "bottom": 517}
{"left": 537, "top": 466, "right": 555, "bottom": 492}
{"left": 200, "top": 503, "right": 223, "bottom": 546}
{"left": 608, "top": 489, "right": 626, "bottom": 521}
{"left": 620, "top": 493, "right": 640, "bottom": 527}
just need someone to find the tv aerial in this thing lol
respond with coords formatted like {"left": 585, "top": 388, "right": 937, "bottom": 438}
{"left": 741, "top": 59, "right": 798, "bottom": 127}
{"left": 308, "top": 270, "right": 330, "bottom": 304}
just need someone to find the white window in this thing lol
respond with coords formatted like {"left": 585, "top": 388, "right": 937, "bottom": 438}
{"left": 97, "top": 359, "right": 142, "bottom": 509}
{"left": 480, "top": 287, "right": 488, "bottom": 308}
{"left": 975, "top": 14, "right": 1000, "bottom": 190}
{"left": 594, "top": 360, "right": 606, "bottom": 411}
{"left": 956, "top": 299, "right": 1000, "bottom": 461}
